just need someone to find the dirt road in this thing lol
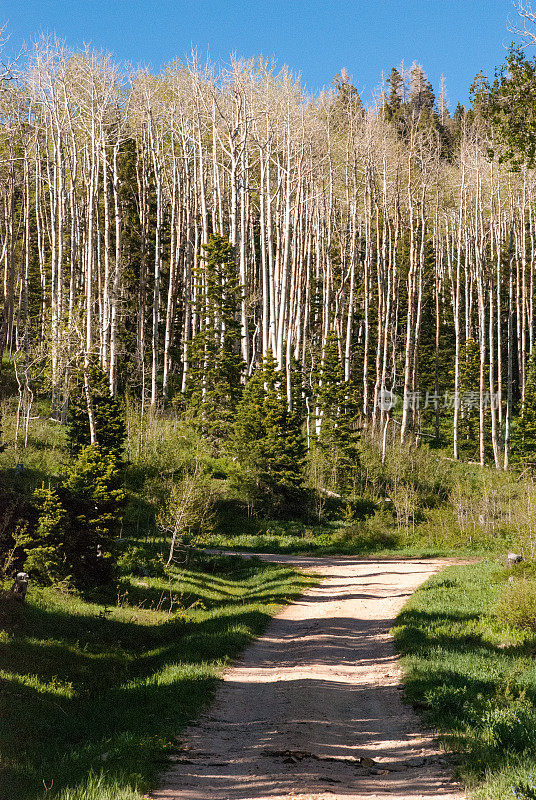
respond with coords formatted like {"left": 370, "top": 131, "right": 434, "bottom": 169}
{"left": 154, "top": 556, "right": 465, "bottom": 800}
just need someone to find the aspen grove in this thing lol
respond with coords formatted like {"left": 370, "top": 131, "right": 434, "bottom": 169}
{"left": 1, "top": 39, "right": 536, "bottom": 469}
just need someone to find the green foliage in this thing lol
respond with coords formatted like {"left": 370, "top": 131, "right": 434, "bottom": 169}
{"left": 310, "top": 331, "right": 359, "bottom": 496}
{"left": 157, "top": 467, "right": 217, "bottom": 562}
{"left": 186, "top": 234, "right": 244, "bottom": 441}
{"left": 409, "top": 62, "right": 435, "bottom": 113}
{"left": 513, "top": 352, "right": 536, "bottom": 464}
{"left": 386, "top": 67, "right": 404, "bottom": 119}
{"left": 496, "top": 578, "right": 536, "bottom": 632}
{"left": 68, "top": 361, "right": 126, "bottom": 460}
{"left": 19, "top": 445, "right": 126, "bottom": 587}
{"left": 231, "top": 350, "right": 305, "bottom": 513}
{"left": 0, "top": 482, "right": 31, "bottom": 576}
{"left": 459, "top": 337, "right": 481, "bottom": 454}
{"left": 63, "top": 444, "right": 126, "bottom": 586}
{"left": 22, "top": 485, "right": 67, "bottom": 583}
{"left": 394, "top": 562, "right": 536, "bottom": 799}
{"left": 487, "top": 47, "right": 536, "bottom": 170}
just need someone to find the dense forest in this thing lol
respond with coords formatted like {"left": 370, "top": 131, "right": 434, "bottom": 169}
{"left": 1, "top": 34, "right": 536, "bottom": 469}
{"left": 5, "top": 25, "right": 536, "bottom": 586}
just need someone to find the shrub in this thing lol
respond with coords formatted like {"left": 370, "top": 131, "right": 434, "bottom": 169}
{"left": 0, "top": 483, "right": 31, "bottom": 576}
{"left": 116, "top": 544, "right": 165, "bottom": 577}
{"left": 424, "top": 683, "right": 469, "bottom": 718}
{"left": 481, "top": 699, "right": 536, "bottom": 752}
{"left": 333, "top": 510, "right": 399, "bottom": 551}
{"left": 496, "top": 578, "right": 536, "bottom": 631}
{"left": 514, "top": 772, "right": 536, "bottom": 800}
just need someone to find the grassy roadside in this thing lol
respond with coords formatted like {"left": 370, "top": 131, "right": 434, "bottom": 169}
{"left": 0, "top": 552, "right": 314, "bottom": 800}
{"left": 194, "top": 531, "right": 500, "bottom": 558}
{"left": 393, "top": 561, "right": 536, "bottom": 800}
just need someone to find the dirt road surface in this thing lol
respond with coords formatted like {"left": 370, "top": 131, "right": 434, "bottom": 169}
{"left": 154, "top": 555, "right": 466, "bottom": 800}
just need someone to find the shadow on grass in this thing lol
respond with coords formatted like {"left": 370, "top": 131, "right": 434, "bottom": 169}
{"left": 0, "top": 559, "right": 309, "bottom": 800}
{"left": 394, "top": 563, "right": 536, "bottom": 791}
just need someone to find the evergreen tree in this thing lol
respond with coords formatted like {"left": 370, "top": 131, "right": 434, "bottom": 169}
{"left": 63, "top": 444, "right": 126, "bottom": 585}
{"left": 22, "top": 486, "right": 67, "bottom": 584}
{"left": 231, "top": 350, "right": 305, "bottom": 513}
{"left": 332, "top": 68, "right": 361, "bottom": 110}
{"left": 312, "top": 332, "right": 359, "bottom": 493}
{"left": 459, "top": 338, "right": 481, "bottom": 456}
{"left": 486, "top": 48, "right": 536, "bottom": 169}
{"left": 386, "top": 67, "right": 404, "bottom": 119}
{"left": 409, "top": 63, "right": 435, "bottom": 113}
{"left": 512, "top": 352, "right": 536, "bottom": 463}
{"left": 68, "top": 360, "right": 126, "bottom": 460}
{"left": 186, "top": 234, "right": 244, "bottom": 441}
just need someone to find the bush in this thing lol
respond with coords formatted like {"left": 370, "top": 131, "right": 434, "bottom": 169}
{"left": 333, "top": 510, "right": 399, "bottom": 551}
{"left": 116, "top": 544, "right": 166, "bottom": 578}
{"left": 0, "top": 482, "right": 31, "bottom": 576}
{"left": 496, "top": 578, "right": 536, "bottom": 631}
{"left": 481, "top": 699, "right": 536, "bottom": 752}
{"left": 424, "top": 683, "right": 469, "bottom": 718}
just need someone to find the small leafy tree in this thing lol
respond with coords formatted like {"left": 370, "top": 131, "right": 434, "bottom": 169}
{"left": 157, "top": 459, "right": 216, "bottom": 564}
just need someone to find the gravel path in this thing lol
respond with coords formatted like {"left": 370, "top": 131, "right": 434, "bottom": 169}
{"left": 153, "top": 555, "right": 466, "bottom": 800}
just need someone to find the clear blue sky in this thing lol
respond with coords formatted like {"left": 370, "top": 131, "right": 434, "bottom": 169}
{"left": 2, "top": 0, "right": 522, "bottom": 108}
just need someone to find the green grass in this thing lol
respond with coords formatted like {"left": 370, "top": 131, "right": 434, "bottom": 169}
{"left": 194, "top": 530, "right": 462, "bottom": 556}
{"left": 0, "top": 551, "right": 314, "bottom": 800}
{"left": 193, "top": 521, "right": 510, "bottom": 558}
{"left": 393, "top": 561, "right": 536, "bottom": 799}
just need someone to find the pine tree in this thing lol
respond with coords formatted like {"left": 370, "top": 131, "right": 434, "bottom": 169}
{"left": 63, "top": 444, "right": 126, "bottom": 585}
{"left": 312, "top": 332, "right": 359, "bottom": 493}
{"left": 22, "top": 486, "right": 67, "bottom": 584}
{"left": 386, "top": 67, "right": 404, "bottom": 119}
{"left": 186, "top": 234, "right": 244, "bottom": 441}
{"left": 459, "top": 338, "right": 481, "bottom": 456}
{"left": 68, "top": 359, "right": 126, "bottom": 460}
{"left": 231, "top": 350, "right": 305, "bottom": 514}
{"left": 409, "top": 63, "right": 435, "bottom": 113}
{"left": 512, "top": 352, "right": 536, "bottom": 463}
{"left": 332, "top": 68, "right": 362, "bottom": 116}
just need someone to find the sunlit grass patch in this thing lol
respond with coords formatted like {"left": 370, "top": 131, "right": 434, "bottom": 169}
{"left": 0, "top": 554, "right": 313, "bottom": 800}
{"left": 393, "top": 562, "right": 536, "bottom": 799}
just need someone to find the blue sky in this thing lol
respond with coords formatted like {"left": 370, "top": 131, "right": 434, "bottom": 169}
{"left": 1, "top": 0, "right": 521, "bottom": 108}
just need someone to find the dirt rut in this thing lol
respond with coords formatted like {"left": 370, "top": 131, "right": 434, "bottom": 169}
{"left": 153, "top": 556, "right": 466, "bottom": 800}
